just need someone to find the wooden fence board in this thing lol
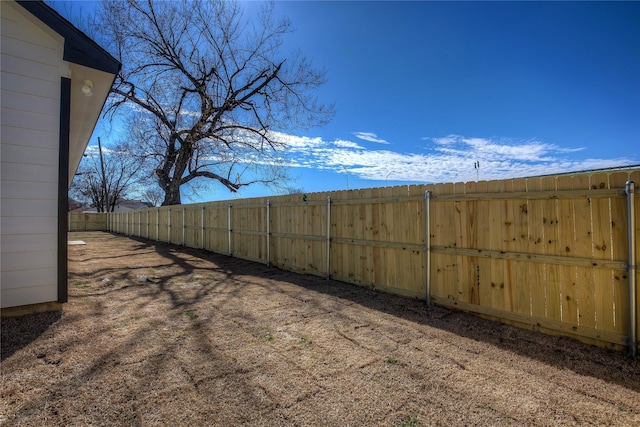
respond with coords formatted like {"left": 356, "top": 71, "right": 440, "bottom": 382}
{"left": 361, "top": 188, "right": 375, "bottom": 286}
{"left": 502, "top": 179, "right": 517, "bottom": 312}
{"left": 381, "top": 187, "right": 397, "bottom": 288}
{"left": 488, "top": 179, "right": 506, "bottom": 311}
{"left": 540, "top": 177, "right": 561, "bottom": 324}
{"left": 555, "top": 176, "right": 577, "bottom": 326}
{"left": 433, "top": 182, "right": 456, "bottom": 301}
{"left": 453, "top": 182, "right": 469, "bottom": 303}
{"left": 369, "top": 187, "right": 384, "bottom": 285}
{"left": 473, "top": 181, "right": 492, "bottom": 308}
{"left": 158, "top": 209, "right": 169, "bottom": 243}
{"left": 526, "top": 177, "right": 547, "bottom": 320}
{"left": 464, "top": 181, "right": 479, "bottom": 305}
{"left": 512, "top": 178, "right": 531, "bottom": 319}
{"left": 589, "top": 173, "right": 616, "bottom": 343}
{"left": 571, "top": 176, "right": 596, "bottom": 346}
{"left": 409, "top": 184, "right": 427, "bottom": 298}
{"left": 608, "top": 172, "right": 630, "bottom": 335}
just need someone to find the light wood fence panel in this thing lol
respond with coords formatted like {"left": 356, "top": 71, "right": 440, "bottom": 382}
{"left": 231, "top": 198, "right": 267, "bottom": 264}
{"left": 68, "top": 212, "right": 108, "bottom": 231}
{"left": 425, "top": 171, "right": 637, "bottom": 350}
{"left": 73, "top": 169, "right": 639, "bottom": 353}
{"left": 203, "top": 202, "right": 229, "bottom": 255}
{"left": 270, "top": 192, "right": 327, "bottom": 276}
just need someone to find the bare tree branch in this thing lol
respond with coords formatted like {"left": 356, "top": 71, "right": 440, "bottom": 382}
{"left": 98, "top": 0, "right": 333, "bottom": 205}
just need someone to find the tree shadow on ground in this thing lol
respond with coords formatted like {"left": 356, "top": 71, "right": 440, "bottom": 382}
{"left": 127, "top": 236, "right": 640, "bottom": 393}
{"left": 273, "top": 272, "right": 640, "bottom": 391}
{"left": 1, "top": 311, "right": 62, "bottom": 361}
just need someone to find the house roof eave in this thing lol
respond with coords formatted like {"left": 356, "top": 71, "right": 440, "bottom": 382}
{"left": 16, "top": 0, "right": 121, "bottom": 75}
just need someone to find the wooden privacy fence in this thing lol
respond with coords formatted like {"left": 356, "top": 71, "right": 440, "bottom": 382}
{"left": 70, "top": 170, "right": 640, "bottom": 353}
{"left": 68, "top": 212, "right": 108, "bottom": 231}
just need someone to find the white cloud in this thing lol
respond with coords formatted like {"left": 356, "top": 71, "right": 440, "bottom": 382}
{"left": 333, "top": 139, "right": 365, "bottom": 149}
{"left": 352, "top": 132, "right": 390, "bottom": 144}
{"left": 276, "top": 132, "right": 636, "bottom": 184}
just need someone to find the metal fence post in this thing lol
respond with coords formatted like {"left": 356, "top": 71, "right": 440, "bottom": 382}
{"left": 168, "top": 207, "right": 171, "bottom": 244}
{"left": 201, "top": 205, "right": 205, "bottom": 249}
{"left": 626, "top": 180, "right": 637, "bottom": 358}
{"left": 266, "top": 200, "right": 271, "bottom": 266}
{"left": 425, "top": 190, "right": 432, "bottom": 305}
{"left": 228, "top": 204, "right": 232, "bottom": 256}
{"left": 326, "top": 196, "right": 331, "bottom": 279}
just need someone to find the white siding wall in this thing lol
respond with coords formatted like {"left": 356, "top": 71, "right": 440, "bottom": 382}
{"left": 1, "top": 1, "right": 67, "bottom": 308}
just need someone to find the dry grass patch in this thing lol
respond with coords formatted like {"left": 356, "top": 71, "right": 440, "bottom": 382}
{"left": 1, "top": 231, "right": 639, "bottom": 426}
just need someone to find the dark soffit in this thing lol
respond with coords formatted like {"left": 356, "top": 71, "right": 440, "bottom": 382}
{"left": 16, "top": 0, "right": 121, "bottom": 75}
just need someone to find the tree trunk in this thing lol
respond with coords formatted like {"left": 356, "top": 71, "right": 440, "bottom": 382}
{"left": 162, "top": 179, "right": 182, "bottom": 205}
{"left": 160, "top": 143, "right": 190, "bottom": 206}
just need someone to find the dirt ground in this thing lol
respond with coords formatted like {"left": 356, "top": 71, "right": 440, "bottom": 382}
{"left": 1, "top": 232, "right": 639, "bottom": 426}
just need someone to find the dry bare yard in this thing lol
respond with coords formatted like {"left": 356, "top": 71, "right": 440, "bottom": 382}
{"left": 2, "top": 231, "right": 639, "bottom": 426}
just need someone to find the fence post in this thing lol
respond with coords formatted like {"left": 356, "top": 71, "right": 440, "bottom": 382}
{"left": 266, "top": 200, "right": 271, "bottom": 266}
{"left": 156, "top": 208, "right": 159, "bottom": 241}
{"left": 201, "top": 205, "right": 205, "bottom": 249}
{"left": 326, "top": 196, "right": 331, "bottom": 279}
{"left": 626, "top": 180, "right": 637, "bottom": 358}
{"left": 146, "top": 210, "right": 149, "bottom": 239}
{"left": 182, "top": 207, "right": 186, "bottom": 246}
{"left": 168, "top": 207, "right": 171, "bottom": 244}
{"left": 425, "top": 190, "right": 432, "bottom": 305}
{"left": 228, "top": 204, "right": 232, "bottom": 256}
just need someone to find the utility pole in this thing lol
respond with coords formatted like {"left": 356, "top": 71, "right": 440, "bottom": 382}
{"left": 474, "top": 161, "right": 480, "bottom": 181}
{"left": 98, "top": 137, "right": 109, "bottom": 212}
{"left": 341, "top": 165, "right": 349, "bottom": 190}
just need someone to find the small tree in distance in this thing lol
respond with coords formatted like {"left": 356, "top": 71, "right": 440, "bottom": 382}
{"left": 99, "top": 0, "right": 333, "bottom": 206}
{"left": 140, "top": 187, "right": 164, "bottom": 208}
{"left": 70, "top": 139, "right": 145, "bottom": 212}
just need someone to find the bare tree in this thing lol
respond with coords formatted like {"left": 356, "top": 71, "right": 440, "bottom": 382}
{"left": 99, "top": 0, "right": 333, "bottom": 205}
{"left": 140, "top": 187, "right": 164, "bottom": 208}
{"left": 70, "top": 142, "right": 145, "bottom": 212}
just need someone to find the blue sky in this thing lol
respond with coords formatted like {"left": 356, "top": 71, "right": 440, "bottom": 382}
{"left": 60, "top": 1, "right": 640, "bottom": 202}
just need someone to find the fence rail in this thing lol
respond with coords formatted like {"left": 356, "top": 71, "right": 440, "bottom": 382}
{"left": 69, "top": 170, "right": 640, "bottom": 354}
